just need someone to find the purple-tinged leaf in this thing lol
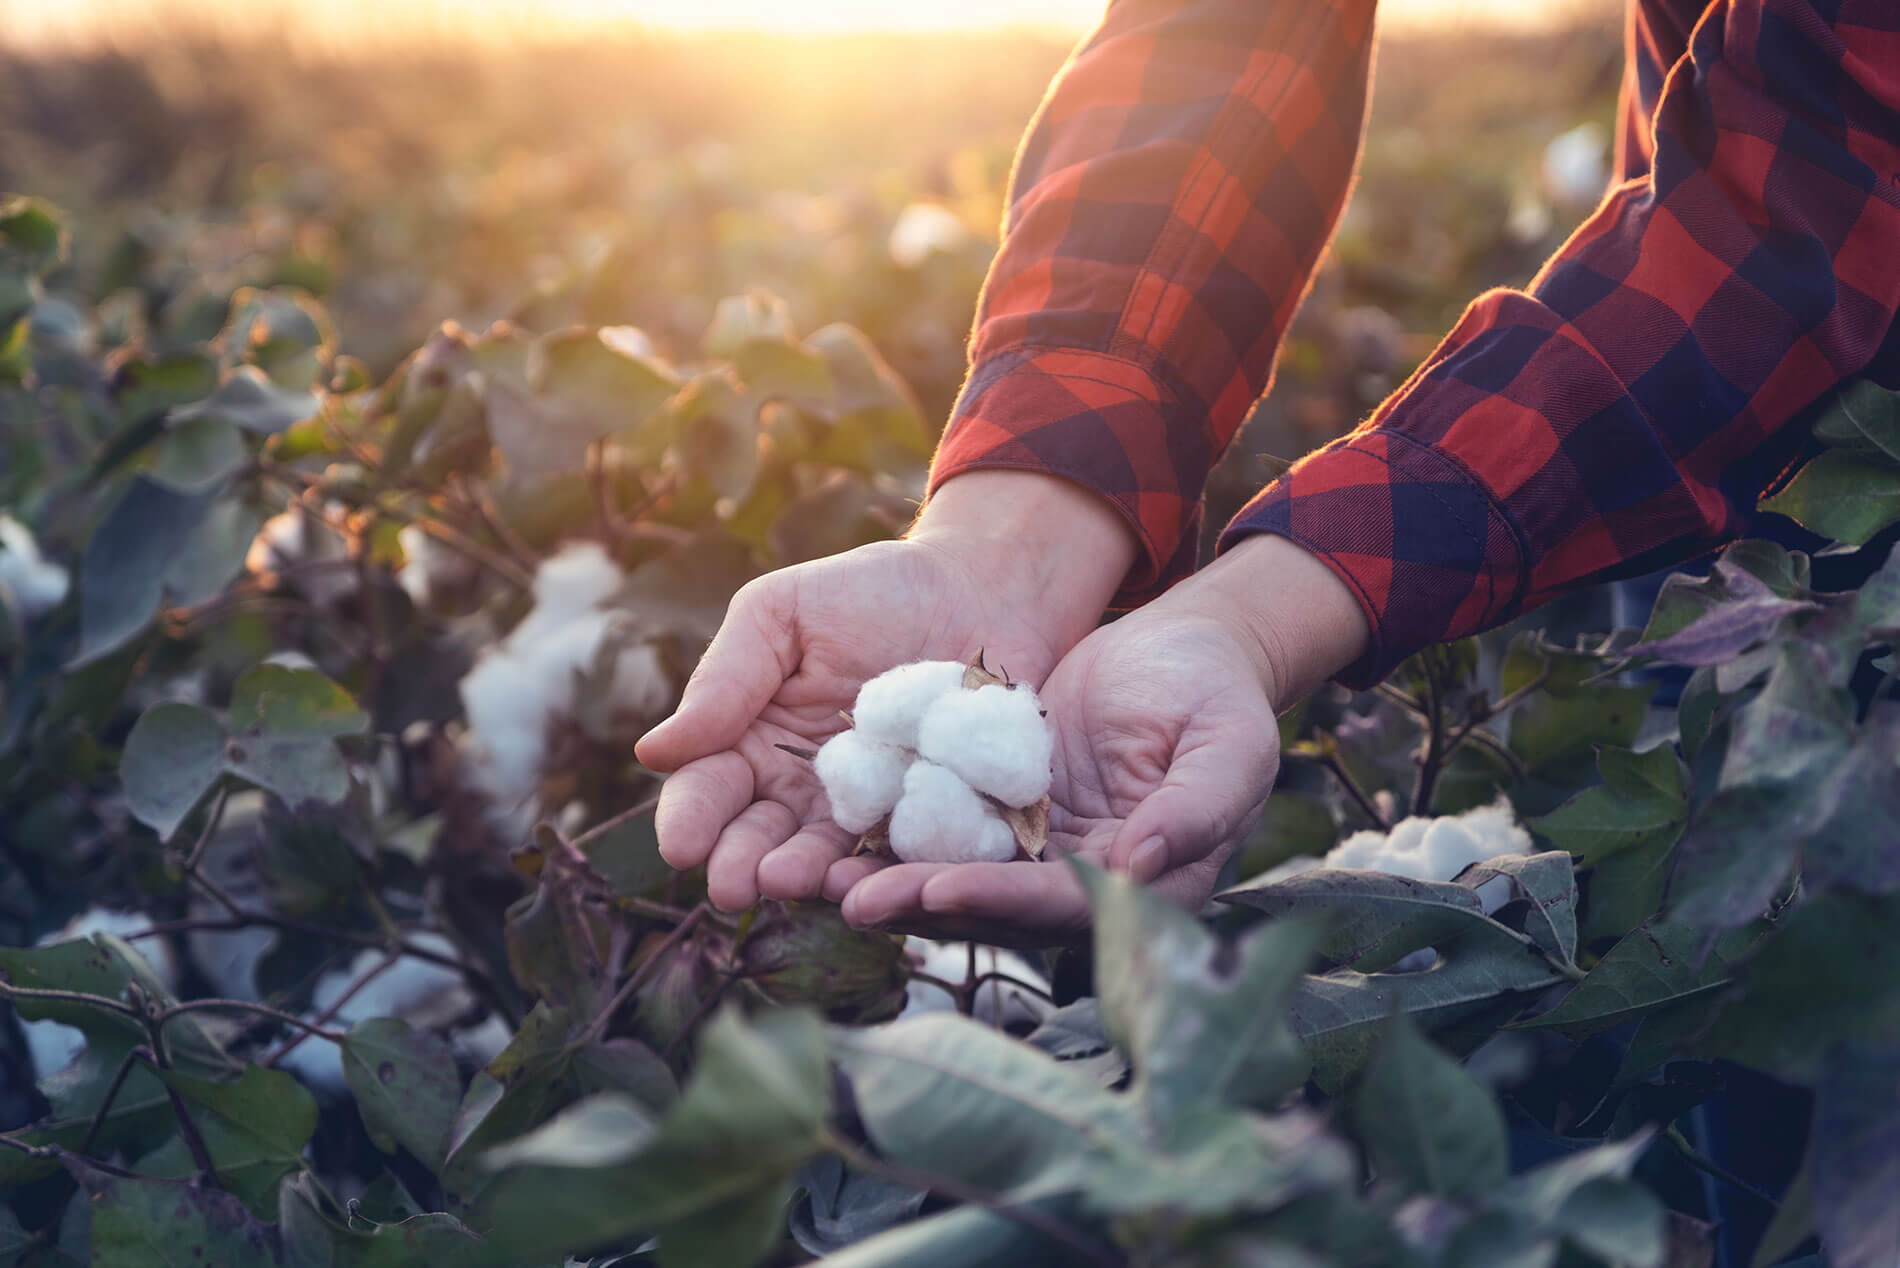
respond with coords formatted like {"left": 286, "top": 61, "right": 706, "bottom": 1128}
{"left": 1813, "top": 1042, "right": 1900, "bottom": 1268}
{"left": 1629, "top": 594, "right": 1817, "bottom": 668}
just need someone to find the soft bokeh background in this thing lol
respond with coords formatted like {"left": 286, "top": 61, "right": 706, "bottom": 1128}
{"left": 1, "top": 0, "right": 1624, "bottom": 540}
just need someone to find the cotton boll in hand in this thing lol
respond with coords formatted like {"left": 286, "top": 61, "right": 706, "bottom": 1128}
{"left": 852, "top": 660, "right": 967, "bottom": 750}
{"left": 916, "top": 683, "right": 1053, "bottom": 809}
{"left": 888, "top": 761, "right": 1017, "bottom": 864}
{"left": 814, "top": 729, "right": 909, "bottom": 833}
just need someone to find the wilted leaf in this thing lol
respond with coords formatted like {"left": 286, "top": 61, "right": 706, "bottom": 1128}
{"left": 341, "top": 1018, "right": 463, "bottom": 1171}
{"left": 1352, "top": 1013, "right": 1507, "bottom": 1200}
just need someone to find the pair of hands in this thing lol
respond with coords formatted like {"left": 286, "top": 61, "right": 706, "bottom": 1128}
{"left": 634, "top": 473, "right": 1368, "bottom": 944}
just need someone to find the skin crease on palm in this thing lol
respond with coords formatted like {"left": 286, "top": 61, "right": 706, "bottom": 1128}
{"left": 634, "top": 470, "right": 1372, "bottom": 945}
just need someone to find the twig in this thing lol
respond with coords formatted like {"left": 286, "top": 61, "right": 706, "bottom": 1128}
{"left": 1664, "top": 1126, "right": 1780, "bottom": 1209}
{"left": 568, "top": 796, "right": 660, "bottom": 855}
{"left": 78, "top": 1045, "right": 150, "bottom": 1157}
{"left": 575, "top": 902, "right": 707, "bottom": 1050}
{"left": 1441, "top": 665, "right": 1552, "bottom": 759}
{"left": 1412, "top": 652, "right": 1449, "bottom": 817}
{"left": 821, "top": 1132, "right": 1122, "bottom": 1268}
{"left": 0, "top": 1132, "right": 56, "bottom": 1161}
{"left": 1373, "top": 682, "right": 1429, "bottom": 718}
{"left": 1291, "top": 747, "right": 1390, "bottom": 832}
{"left": 155, "top": 998, "right": 346, "bottom": 1044}
{"left": 450, "top": 474, "right": 540, "bottom": 575}
{"left": 972, "top": 971, "right": 1057, "bottom": 1006}
{"left": 263, "top": 952, "right": 401, "bottom": 1068}
{"left": 0, "top": 978, "right": 141, "bottom": 1020}
{"left": 177, "top": 783, "right": 231, "bottom": 874}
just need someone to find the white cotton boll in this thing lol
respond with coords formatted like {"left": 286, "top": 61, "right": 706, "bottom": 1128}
{"left": 853, "top": 660, "right": 967, "bottom": 749}
{"left": 607, "top": 640, "right": 672, "bottom": 727}
{"left": 0, "top": 514, "right": 70, "bottom": 619}
{"left": 24, "top": 910, "right": 179, "bottom": 1080}
{"left": 1541, "top": 122, "right": 1609, "bottom": 208}
{"left": 917, "top": 683, "right": 1053, "bottom": 808}
{"left": 246, "top": 505, "right": 355, "bottom": 610}
{"left": 282, "top": 935, "right": 464, "bottom": 1092}
{"left": 529, "top": 541, "right": 624, "bottom": 621}
{"left": 898, "top": 938, "right": 1054, "bottom": 1028}
{"left": 814, "top": 729, "right": 909, "bottom": 833}
{"left": 396, "top": 523, "right": 477, "bottom": 609}
{"left": 888, "top": 761, "right": 1017, "bottom": 864}
{"left": 888, "top": 203, "right": 970, "bottom": 268}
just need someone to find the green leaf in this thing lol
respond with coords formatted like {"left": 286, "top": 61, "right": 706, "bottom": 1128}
{"left": 478, "top": 1091, "right": 658, "bottom": 1170}
{"left": 580, "top": 811, "right": 674, "bottom": 897}
{"left": 809, "top": 1195, "right": 1084, "bottom": 1268}
{"left": 67, "top": 1157, "right": 284, "bottom": 1267}
{"left": 111, "top": 353, "right": 223, "bottom": 429}
{"left": 1492, "top": 1132, "right": 1661, "bottom": 1265}
{"left": 1810, "top": 1043, "right": 1900, "bottom": 1268}
{"left": 1698, "top": 893, "right": 1900, "bottom": 1082}
{"left": 1513, "top": 918, "right": 1751, "bottom": 1038}
{"left": 1286, "top": 929, "right": 1565, "bottom": 1090}
{"left": 172, "top": 367, "right": 319, "bottom": 435}
{"left": 805, "top": 323, "right": 933, "bottom": 465}
{"left": 1352, "top": 1013, "right": 1506, "bottom": 1200}
{"left": 224, "top": 664, "right": 368, "bottom": 810}
{"left": 1080, "top": 861, "right": 1316, "bottom": 1124}
{"left": 1669, "top": 784, "right": 1809, "bottom": 931}
{"left": 341, "top": 1018, "right": 463, "bottom": 1171}
{"left": 147, "top": 416, "right": 247, "bottom": 494}
{"left": 1531, "top": 744, "right": 1687, "bottom": 884}
{"left": 1812, "top": 380, "right": 1900, "bottom": 464}
{"left": 473, "top": 1008, "right": 827, "bottom": 1265}
{"left": 1718, "top": 644, "right": 1854, "bottom": 793}
{"left": 1761, "top": 450, "right": 1900, "bottom": 547}
{"left": 1801, "top": 703, "right": 1900, "bottom": 895}
{"left": 618, "top": 533, "right": 759, "bottom": 647}
{"left": 121, "top": 700, "right": 225, "bottom": 840}
{"left": 73, "top": 476, "right": 217, "bottom": 665}
{"left": 1455, "top": 852, "right": 1578, "bottom": 967}
{"left": 1502, "top": 634, "right": 1654, "bottom": 779}
{"left": 1218, "top": 868, "right": 1525, "bottom": 973}
{"left": 702, "top": 291, "right": 795, "bottom": 359}
{"left": 668, "top": 372, "right": 762, "bottom": 509}
{"left": 0, "top": 196, "right": 69, "bottom": 275}
{"left": 144, "top": 1064, "right": 318, "bottom": 1216}
{"left": 730, "top": 335, "right": 833, "bottom": 407}
{"left": 839, "top": 1012, "right": 1137, "bottom": 1197}
{"left": 164, "top": 499, "right": 264, "bottom": 608}
{"left": 1084, "top": 1104, "right": 1354, "bottom": 1218}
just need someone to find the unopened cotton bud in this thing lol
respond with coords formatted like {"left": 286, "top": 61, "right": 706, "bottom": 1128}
{"left": 853, "top": 660, "right": 967, "bottom": 749}
{"left": 889, "top": 761, "right": 1017, "bottom": 864}
{"left": 916, "top": 683, "right": 1053, "bottom": 808}
{"left": 814, "top": 729, "right": 910, "bottom": 833}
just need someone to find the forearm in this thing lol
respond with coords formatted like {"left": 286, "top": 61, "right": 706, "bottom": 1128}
{"left": 909, "top": 470, "right": 1139, "bottom": 655}
{"left": 1147, "top": 532, "right": 1370, "bottom": 710}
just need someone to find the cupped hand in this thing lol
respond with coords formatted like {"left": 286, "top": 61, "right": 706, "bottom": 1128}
{"left": 824, "top": 606, "right": 1285, "bottom": 945}
{"left": 635, "top": 473, "right": 1137, "bottom": 912}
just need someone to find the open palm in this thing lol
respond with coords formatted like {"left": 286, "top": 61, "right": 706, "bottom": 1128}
{"left": 635, "top": 538, "right": 1067, "bottom": 911}
{"left": 828, "top": 610, "right": 1284, "bottom": 945}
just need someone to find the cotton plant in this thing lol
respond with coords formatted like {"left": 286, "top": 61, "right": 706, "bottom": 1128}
{"left": 1252, "top": 798, "right": 1535, "bottom": 969}
{"left": 803, "top": 654, "right": 1054, "bottom": 864}
{"left": 458, "top": 541, "right": 672, "bottom": 830}
{"left": 0, "top": 513, "right": 70, "bottom": 621}
{"left": 22, "top": 909, "right": 177, "bottom": 1079}
{"left": 896, "top": 938, "right": 1054, "bottom": 1030}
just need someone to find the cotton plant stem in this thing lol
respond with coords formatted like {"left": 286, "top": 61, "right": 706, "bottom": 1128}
{"left": 156, "top": 998, "right": 347, "bottom": 1044}
{"left": 262, "top": 951, "right": 401, "bottom": 1068}
{"left": 574, "top": 902, "right": 707, "bottom": 1050}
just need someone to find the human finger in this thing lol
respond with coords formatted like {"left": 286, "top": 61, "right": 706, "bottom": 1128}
{"left": 705, "top": 799, "right": 799, "bottom": 912}
{"left": 653, "top": 751, "right": 755, "bottom": 870}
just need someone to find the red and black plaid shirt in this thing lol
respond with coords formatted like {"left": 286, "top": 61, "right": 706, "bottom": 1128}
{"left": 929, "top": 0, "right": 1900, "bottom": 686}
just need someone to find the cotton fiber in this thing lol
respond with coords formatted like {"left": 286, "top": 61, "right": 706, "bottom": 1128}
{"left": 888, "top": 760, "right": 1017, "bottom": 864}
{"left": 0, "top": 514, "right": 70, "bottom": 619}
{"left": 916, "top": 682, "right": 1053, "bottom": 809}
{"left": 814, "top": 729, "right": 910, "bottom": 833}
{"left": 852, "top": 660, "right": 967, "bottom": 749}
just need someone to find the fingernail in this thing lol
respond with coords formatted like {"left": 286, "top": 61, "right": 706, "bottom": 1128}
{"left": 1130, "top": 836, "right": 1168, "bottom": 883}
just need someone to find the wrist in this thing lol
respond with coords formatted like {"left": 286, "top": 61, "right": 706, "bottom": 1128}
{"left": 1157, "top": 533, "right": 1371, "bottom": 710}
{"left": 908, "top": 470, "right": 1138, "bottom": 650}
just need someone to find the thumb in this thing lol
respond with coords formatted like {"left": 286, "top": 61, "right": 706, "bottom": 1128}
{"left": 635, "top": 577, "right": 796, "bottom": 771}
{"left": 1106, "top": 729, "right": 1277, "bottom": 883}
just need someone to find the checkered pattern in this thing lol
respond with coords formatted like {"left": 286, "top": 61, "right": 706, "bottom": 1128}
{"left": 930, "top": 0, "right": 1900, "bottom": 686}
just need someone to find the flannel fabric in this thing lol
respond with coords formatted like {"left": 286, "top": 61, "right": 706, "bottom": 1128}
{"left": 928, "top": 0, "right": 1900, "bottom": 686}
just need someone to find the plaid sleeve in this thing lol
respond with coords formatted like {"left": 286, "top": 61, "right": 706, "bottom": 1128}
{"left": 1223, "top": 0, "right": 1900, "bottom": 688}
{"left": 928, "top": 0, "right": 1377, "bottom": 605}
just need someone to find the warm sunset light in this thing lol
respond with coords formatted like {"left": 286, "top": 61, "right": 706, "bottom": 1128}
{"left": 9, "top": 0, "right": 1606, "bottom": 46}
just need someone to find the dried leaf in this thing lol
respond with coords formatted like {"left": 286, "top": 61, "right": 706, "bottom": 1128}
{"left": 997, "top": 796, "right": 1050, "bottom": 860}
{"left": 962, "top": 649, "right": 1006, "bottom": 690}
{"left": 857, "top": 817, "right": 893, "bottom": 857}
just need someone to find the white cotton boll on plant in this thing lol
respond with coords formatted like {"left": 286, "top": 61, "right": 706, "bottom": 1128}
{"left": 887, "top": 203, "right": 970, "bottom": 268}
{"left": 898, "top": 938, "right": 1054, "bottom": 1029}
{"left": 888, "top": 760, "right": 1017, "bottom": 864}
{"left": 24, "top": 910, "right": 178, "bottom": 1080}
{"left": 814, "top": 729, "right": 910, "bottom": 833}
{"left": 916, "top": 683, "right": 1053, "bottom": 809}
{"left": 852, "top": 660, "right": 967, "bottom": 749}
{"left": 0, "top": 514, "right": 70, "bottom": 619}
{"left": 280, "top": 934, "right": 464, "bottom": 1093}
{"left": 246, "top": 505, "right": 356, "bottom": 610}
